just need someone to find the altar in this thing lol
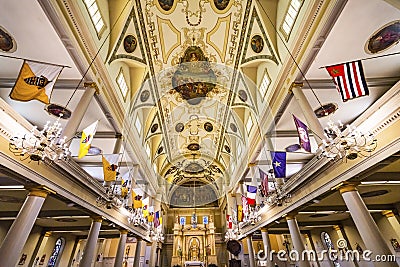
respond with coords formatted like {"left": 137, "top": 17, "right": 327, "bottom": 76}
{"left": 184, "top": 261, "right": 205, "bottom": 267}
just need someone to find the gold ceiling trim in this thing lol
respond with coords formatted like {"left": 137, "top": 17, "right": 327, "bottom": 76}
{"left": 206, "top": 14, "right": 231, "bottom": 63}
{"left": 157, "top": 16, "right": 181, "bottom": 64}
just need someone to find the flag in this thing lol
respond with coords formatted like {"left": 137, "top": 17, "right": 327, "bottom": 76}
{"left": 78, "top": 120, "right": 99, "bottom": 159}
{"left": 226, "top": 215, "right": 232, "bottom": 229}
{"left": 293, "top": 115, "right": 311, "bottom": 152}
{"left": 259, "top": 168, "right": 269, "bottom": 197}
{"left": 237, "top": 205, "right": 243, "bottom": 222}
{"left": 142, "top": 197, "right": 149, "bottom": 218}
{"left": 9, "top": 60, "right": 63, "bottom": 104}
{"left": 241, "top": 195, "right": 248, "bottom": 218}
{"left": 154, "top": 211, "right": 161, "bottom": 228}
{"left": 102, "top": 154, "right": 119, "bottom": 182}
{"left": 131, "top": 188, "right": 143, "bottom": 209}
{"left": 246, "top": 185, "right": 257, "bottom": 204}
{"left": 326, "top": 60, "right": 369, "bottom": 102}
{"left": 271, "top": 151, "right": 286, "bottom": 178}
{"left": 120, "top": 179, "right": 128, "bottom": 198}
{"left": 148, "top": 211, "right": 154, "bottom": 222}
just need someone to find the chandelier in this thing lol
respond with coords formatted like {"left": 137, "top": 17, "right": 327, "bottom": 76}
{"left": 247, "top": 206, "right": 262, "bottom": 225}
{"left": 318, "top": 120, "right": 377, "bottom": 160}
{"left": 9, "top": 116, "right": 71, "bottom": 162}
{"left": 150, "top": 226, "right": 165, "bottom": 242}
{"left": 225, "top": 228, "right": 240, "bottom": 241}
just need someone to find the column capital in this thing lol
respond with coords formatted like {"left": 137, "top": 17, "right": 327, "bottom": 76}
{"left": 285, "top": 212, "right": 297, "bottom": 221}
{"left": 91, "top": 216, "right": 103, "bottom": 223}
{"left": 28, "top": 187, "right": 53, "bottom": 198}
{"left": 337, "top": 182, "right": 359, "bottom": 194}
{"left": 261, "top": 227, "right": 269, "bottom": 232}
{"left": 44, "top": 231, "right": 52, "bottom": 237}
{"left": 83, "top": 82, "right": 100, "bottom": 94}
{"left": 119, "top": 229, "right": 129, "bottom": 235}
{"left": 136, "top": 236, "right": 142, "bottom": 242}
{"left": 289, "top": 82, "right": 304, "bottom": 93}
{"left": 333, "top": 225, "right": 342, "bottom": 231}
{"left": 382, "top": 210, "right": 395, "bottom": 217}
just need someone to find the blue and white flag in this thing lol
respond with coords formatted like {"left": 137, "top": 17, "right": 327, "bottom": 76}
{"left": 271, "top": 151, "right": 286, "bottom": 178}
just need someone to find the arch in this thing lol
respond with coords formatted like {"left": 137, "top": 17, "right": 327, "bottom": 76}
{"left": 47, "top": 237, "right": 65, "bottom": 267}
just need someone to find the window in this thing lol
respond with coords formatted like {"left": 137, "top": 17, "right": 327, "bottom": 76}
{"left": 246, "top": 115, "right": 253, "bottom": 134}
{"left": 83, "top": 0, "right": 106, "bottom": 36}
{"left": 146, "top": 143, "right": 151, "bottom": 158}
{"left": 116, "top": 69, "right": 129, "bottom": 99}
{"left": 259, "top": 70, "right": 271, "bottom": 97}
{"left": 321, "top": 232, "right": 341, "bottom": 267}
{"left": 280, "top": 0, "right": 303, "bottom": 40}
{"left": 47, "top": 237, "right": 65, "bottom": 267}
{"left": 135, "top": 116, "right": 142, "bottom": 134}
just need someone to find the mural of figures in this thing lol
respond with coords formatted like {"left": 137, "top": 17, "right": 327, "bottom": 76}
{"left": 158, "top": 0, "right": 174, "bottom": 11}
{"left": 123, "top": 35, "right": 137, "bottom": 53}
{"left": 213, "top": 0, "right": 230, "bottom": 11}
{"left": 251, "top": 35, "right": 264, "bottom": 53}
{"left": 169, "top": 182, "right": 218, "bottom": 207}
{"left": 0, "top": 26, "right": 16, "bottom": 53}
{"left": 367, "top": 20, "right": 400, "bottom": 54}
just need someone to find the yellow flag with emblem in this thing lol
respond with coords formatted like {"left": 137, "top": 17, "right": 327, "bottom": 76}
{"left": 9, "top": 60, "right": 63, "bottom": 104}
{"left": 102, "top": 154, "right": 119, "bottom": 182}
{"left": 78, "top": 120, "right": 99, "bottom": 159}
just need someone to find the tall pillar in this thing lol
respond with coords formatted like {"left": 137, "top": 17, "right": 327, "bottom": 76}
{"left": 333, "top": 225, "right": 357, "bottom": 267}
{"left": 382, "top": 210, "right": 400, "bottom": 239}
{"left": 292, "top": 83, "right": 325, "bottom": 143}
{"left": 31, "top": 231, "right": 52, "bottom": 267}
{"left": 261, "top": 228, "right": 272, "bottom": 267}
{"left": 286, "top": 214, "right": 311, "bottom": 267}
{"left": 114, "top": 229, "right": 128, "bottom": 267}
{"left": 339, "top": 184, "right": 398, "bottom": 267}
{"left": 0, "top": 187, "right": 50, "bottom": 266}
{"left": 133, "top": 237, "right": 143, "bottom": 267}
{"left": 61, "top": 83, "right": 98, "bottom": 144}
{"left": 79, "top": 216, "right": 102, "bottom": 267}
{"left": 247, "top": 235, "right": 256, "bottom": 267}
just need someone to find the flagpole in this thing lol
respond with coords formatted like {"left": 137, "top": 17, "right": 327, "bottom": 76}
{"left": 318, "top": 52, "right": 400, "bottom": 69}
{"left": 0, "top": 54, "right": 71, "bottom": 68}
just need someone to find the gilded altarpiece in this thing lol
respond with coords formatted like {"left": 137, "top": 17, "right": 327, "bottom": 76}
{"left": 171, "top": 215, "right": 217, "bottom": 266}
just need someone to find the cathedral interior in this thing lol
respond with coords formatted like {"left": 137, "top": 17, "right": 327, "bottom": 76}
{"left": 0, "top": 0, "right": 399, "bottom": 267}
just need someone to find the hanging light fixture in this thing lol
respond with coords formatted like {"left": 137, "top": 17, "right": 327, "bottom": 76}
{"left": 262, "top": 169, "right": 291, "bottom": 207}
{"left": 9, "top": 114, "right": 71, "bottom": 162}
{"left": 150, "top": 226, "right": 165, "bottom": 242}
{"left": 318, "top": 120, "right": 377, "bottom": 160}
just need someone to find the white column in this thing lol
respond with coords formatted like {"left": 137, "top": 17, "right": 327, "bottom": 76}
{"left": 32, "top": 231, "right": 52, "bottom": 266}
{"left": 0, "top": 188, "right": 49, "bottom": 266}
{"left": 382, "top": 211, "right": 400, "bottom": 239}
{"left": 79, "top": 217, "right": 102, "bottom": 267}
{"left": 247, "top": 235, "right": 256, "bottom": 267}
{"left": 286, "top": 214, "right": 312, "bottom": 267}
{"left": 339, "top": 184, "right": 398, "bottom": 267}
{"left": 114, "top": 229, "right": 128, "bottom": 267}
{"left": 61, "top": 83, "right": 97, "bottom": 144}
{"left": 133, "top": 237, "right": 143, "bottom": 267}
{"left": 261, "top": 228, "right": 272, "bottom": 267}
{"left": 292, "top": 84, "right": 325, "bottom": 143}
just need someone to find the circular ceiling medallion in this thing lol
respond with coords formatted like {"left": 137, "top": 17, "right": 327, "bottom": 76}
{"left": 360, "top": 190, "right": 389, "bottom": 198}
{"left": 314, "top": 103, "right": 338, "bottom": 118}
{"left": 238, "top": 90, "right": 248, "bottom": 102}
{"left": 230, "top": 123, "right": 237, "bottom": 133}
{"left": 366, "top": 20, "right": 400, "bottom": 54}
{"left": 157, "top": 146, "right": 164, "bottom": 154}
{"left": 0, "top": 195, "right": 24, "bottom": 203}
{"left": 184, "top": 162, "right": 204, "bottom": 173}
{"left": 251, "top": 35, "right": 264, "bottom": 53}
{"left": 175, "top": 123, "right": 184, "bottom": 132}
{"left": 88, "top": 146, "right": 102, "bottom": 155}
{"left": 187, "top": 143, "right": 200, "bottom": 151}
{"left": 56, "top": 218, "right": 77, "bottom": 222}
{"left": 0, "top": 26, "right": 16, "bottom": 53}
{"left": 140, "top": 90, "right": 150, "bottom": 102}
{"left": 151, "top": 123, "right": 158, "bottom": 133}
{"left": 285, "top": 144, "right": 301, "bottom": 152}
{"left": 123, "top": 35, "right": 137, "bottom": 53}
{"left": 224, "top": 145, "right": 231, "bottom": 153}
{"left": 45, "top": 103, "right": 72, "bottom": 119}
{"left": 204, "top": 122, "right": 213, "bottom": 132}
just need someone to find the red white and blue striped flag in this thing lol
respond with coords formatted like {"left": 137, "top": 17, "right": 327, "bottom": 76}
{"left": 326, "top": 60, "right": 369, "bottom": 102}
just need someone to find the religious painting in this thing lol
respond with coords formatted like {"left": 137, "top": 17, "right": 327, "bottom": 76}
{"left": 158, "top": 0, "right": 174, "bottom": 11}
{"left": 169, "top": 182, "right": 218, "bottom": 207}
{"left": 391, "top": 238, "right": 400, "bottom": 252}
{"left": 251, "top": 35, "right": 264, "bottom": 53}
{"left": 366, "top": 20, "right": 400, "bottom": 54}
{"left": 123, "top": 35, "right": 137, "bottom": 53}
{"left": 172, "top": 46, "right": 217, "bottom": 105}
{"left": 0, "top": 26, "right": 16, "bottom": 53}
{"left": 213, "top": 0, "right": 230, "bottom": 10}
{"left": 140, "top": 90, "right": 150, "bottom": 102}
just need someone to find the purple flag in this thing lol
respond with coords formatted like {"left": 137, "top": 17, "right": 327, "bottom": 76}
{"left": 293, "top": 115, "right": 311, "bottom": 152}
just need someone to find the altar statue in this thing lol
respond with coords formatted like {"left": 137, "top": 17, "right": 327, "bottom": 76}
{"left": 189, "top": 239, "right": 200, "bottom": 261}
